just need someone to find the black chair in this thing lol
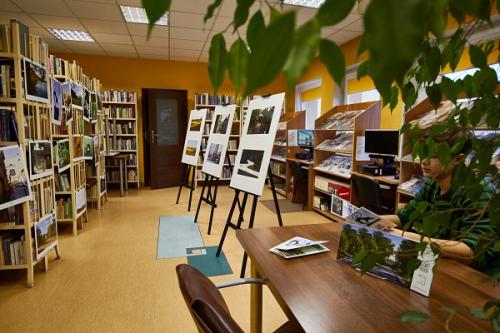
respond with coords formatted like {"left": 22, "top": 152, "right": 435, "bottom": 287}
{"left": 351, "top": 173, "right": 394, "bottom": 215}
{"left": 289, "top": 161, "right": 308, "bottom": 210}
{"left": 176, "top": 264, "right": 303, "bottom": 333}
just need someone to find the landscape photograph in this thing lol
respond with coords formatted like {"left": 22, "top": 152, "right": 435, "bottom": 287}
{"left": 185, "top": 140, "right": 198, "bottom": 156}
{"left": 189, "top": 117, "right": 202, "bottom": 131}
{"left": 0, "top": 145, "right": 31, "bottom": 211}
{"left": 237, "top": 149, "right": 264, "bottom": 179}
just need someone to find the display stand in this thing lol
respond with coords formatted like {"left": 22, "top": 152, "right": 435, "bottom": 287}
{"left": 175, "top": 163, "right": 197, "bottom": 211}
{"left": 216, "top": 166, "right": 283, "bottom": 278}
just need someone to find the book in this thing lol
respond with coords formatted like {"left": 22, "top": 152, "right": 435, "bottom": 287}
{"left": 345, "top": 207, "right": 388, "bottom": 230}
{"left": 270, "top": 237, "right": 329, "bottom": 259}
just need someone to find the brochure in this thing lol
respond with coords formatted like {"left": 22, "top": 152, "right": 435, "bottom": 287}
{"left": 270, "top": 237, "right": 329, "bottom": 259}
{"left": 345, "top": 207, "right": 389, "bottom": 230}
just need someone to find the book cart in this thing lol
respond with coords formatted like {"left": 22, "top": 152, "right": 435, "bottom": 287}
{"left": 0, "top": 19, "right": 60, "bottom": 287}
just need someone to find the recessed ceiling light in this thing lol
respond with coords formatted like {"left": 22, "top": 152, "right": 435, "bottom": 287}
{"left": 48, "top": 28, "right": 94, "bottom": 42}
{"left": 283, "top": 0, "right": 325, "bottom": 8}
{"left": 120, "top": 5, "right": 169, "bottom": 25}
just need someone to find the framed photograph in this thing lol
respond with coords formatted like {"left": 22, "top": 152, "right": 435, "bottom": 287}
{"left": 76, "top": 187, "right": 86, "bottom": 211}
{"left": 83, "top": 87, "right": 90, "bottom": 122}
{"left": 201, "top": 104, "right": 236, "bottom": 178}
{"left": 28, "top": 140, "right": 53, "bottom": 180}
{"left": 51, "top": 78, "right": 63, "bottom": 125}
{"left": 56, "top": 139, "right": 70, "bottom": 172}
{"left": 70, "top": 81, "right": 83, "bottom": 110}
{"left": 61, "top": 82, "right": 73, "bottom": 123}
{"left": 73, "top": 135, "right": 83, "bottom": 161}
{"left": 0, "top": 145, "right": 32, "bottom": 211}
{"left": 23, "top": 58, "right": 48, "bottom": 103}
{"left": 91, "top": 92, "right": 98, "bottom": 123}
{"left": 93, "top": 136, "right": 99, "bottom": 165}
{"left": 181, "top": 109, "right": 207, "bottom": 166}
{"left": 330, "top": 194, "right": 357, "bottom": 218}
{"left": 83, "top": 135, "right": 93, "bottom": 160}
{"left": 34, "top": 213, "right": 57, "bottom": 260}
{"left": 230, "top": 93, "right": 285, "bottom": 196}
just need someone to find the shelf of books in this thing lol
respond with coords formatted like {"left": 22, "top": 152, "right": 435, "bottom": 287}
{"left": 195, "top": 93, "right": 240, "bottom": 185}
{"left": 312, "top": 101, "right": 381, "bottom": 221}
{"left": 0, "top": 19, "right": 60, "bottom": 287}
{"left": 103, "top": 90, "right": 140, "bottom": 188}
{"left": 49, "top": 55, "right": 89, "bottom": 236}
{"left": 270, "top": 111, "right": 305, "bottom": 197}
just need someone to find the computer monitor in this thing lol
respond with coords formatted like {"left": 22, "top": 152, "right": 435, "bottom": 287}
{"left": 297, "top": 130, "right": 314, "bottom": 147}
{"left": 364, "top": 129, "right": 399, "bottom": 162}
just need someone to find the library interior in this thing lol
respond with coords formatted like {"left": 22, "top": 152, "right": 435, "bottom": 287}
{"left": 0, "top": 1, "right": 499, "bottom": 332}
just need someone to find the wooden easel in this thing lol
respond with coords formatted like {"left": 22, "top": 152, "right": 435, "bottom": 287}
{"left": 175, "top": 163, "right": 197, "bottom": 211}
{"left": 216, "top": 166, "right": 283, "bottom": 277}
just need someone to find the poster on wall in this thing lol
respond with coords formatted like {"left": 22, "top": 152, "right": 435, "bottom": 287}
{"left": 201, "top": 104, "right": 236, "bottom": 178}
{"left": 28, "top": 140, "right": 53, "bottom": 180}
{"left": 56, "top": 139, "right": 70, "bottom": 172}
{"left": 230, "top": 93, "right": 285, "bottom": 196}
{"left": 0, "top": 145, "right": 32, "bottom": 211}
{"left": 181, "top": 109, "right": 207, "bottom": 166}
{"left": 34, "top": 213, "right": 58, "bottom": 260}
{"left": 23, "top": 57, "right": 48, "bottom": 103}
{"left": 70, "top": 81, "right": 83, "bottom": 110}
{"left": 61, "top": 82, "right": 73, "bottom": 123}
{"left": 51, "top": 78, "right": 63, "bottom": 125}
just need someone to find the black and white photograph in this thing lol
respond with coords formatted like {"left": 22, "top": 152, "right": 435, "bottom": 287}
{"left": 51, "top": 78, "right": 63, "bottom": 125}
{"left": 181, "top": 109, "right": 207, "bottom": 166}
{"left": 207, "top": 143, "right": 222, "bottom": 165}
{"left": 28, "top": 140, "right": 53, "bottom": 180}
{"left": 23, "top": 58, "right": 48, "bottom": 103}
{"left": 213, "top": 114, "right": 230, "bottom": 134}
{"left": 0, "top": 145, "right": 32, "bottom": 211}
{"left": 237, "top": 149, "right": 264, "bottom": 179}
{"left": 70, "top": 81, "right": 83, "bottom": 110}
{"left": 34, "top": 213, "right": 57, "bottom": 260}
{"left": 247, "top": 106, "right": 274, "bottom": 135}
{"left": 83, "top": 87, "right": 90, "bottom": 122}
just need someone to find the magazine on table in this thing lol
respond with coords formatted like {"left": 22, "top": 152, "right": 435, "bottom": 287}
{"left": 269, "top": 236, "right": 329, "bottom": 259}
{"left": 345, "top": 207, "right": 391, "bottom": 230}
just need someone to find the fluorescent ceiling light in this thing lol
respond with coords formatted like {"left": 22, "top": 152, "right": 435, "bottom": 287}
{"left": 48, "top": 29, "right": 94, "bottom": 42}
{"left": 120, "top": 5, "right": 168, "bottom": 25}
{"left": 283, "top": 0, "right": 325, "bottom": 8}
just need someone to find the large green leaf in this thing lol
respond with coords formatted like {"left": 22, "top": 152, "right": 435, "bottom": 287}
{"left": 425, "top": 84, "right": 442, "bottom": 108}
{"left": 244, "top": 11, "right": 295, "bottom": 96}
{"left": 440, "top": 76, "right": 458, "bottom": 103}
{"left": 316, "top": 0, "right": 356, "bottom": 27}
{"left": 364, "top": 0, "right": 431, "bottom": 86}
{"left": 470, "top": 45, "right": 487, "bottom": 69}
{"left": 389, "top": 86, "right": 399, "bottom": 110}
{"left": 204, "top": 0, "right": 223, "bottom": 23}
{"left": 437, "top": 142, "right": 451, "bottom": 166}
{"left": 142, "top": 0, "right": 171, "bottom": 37}
{"left": 320, "top": 39, "right": 345, "bottom": 88}
{"left": 283, "top": 19, "right": 321, "bottom": 88}
{"left": 234, "top": 0, "right": 255, "bottom": 31}
{"left": 398, "top": 311, "right": 430, "bottom": 324}
{"left": 429, "top": 0, "right": 448, "bottom": 39}
{"left": 247, "top": 11, "right": 265, "bottom": 50}
{"left": 208, "top": 33, "right": 228, "bottom": 93}
{"left": 228, "top": 38, "right": 250, "bottom": 95}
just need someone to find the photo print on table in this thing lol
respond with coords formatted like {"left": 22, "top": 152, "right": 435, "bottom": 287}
{"left": 51, "top": 78, "right": 63, "bottom": 125}
{"left": 185, "top": 139, "right": 198, "bottom": 156}
{"left": 28, "top": 140, "right": 53, "bottom": 180}
{"left": 247, "top": 106, "right": 275, "bottom": 135}
{"left": 34, "top": 213, "right": 58, "bottom": 260}
{"left": 56, "top": 139, "right": 70, "bottom": 172}
{"left": 237, "top": 149, "right": 264, "bottom": 179}
{"left": 23, "top": 58, "right": 48, "bottom": 103}
{"left": 70, "top": 81, "right": 83, "bottom": 110}
{"left": 207, "top": 143, "right": 223, "bottom": 165}
{"left": 189, "top": 117, "right": 202, "bottom": 131}
{"left": 0, "top": 145, "right": 32, "bottom": 211}
{"left": 83, "top": 87, "right": 90, "bottom": 122}
{"left": 213, "top": 114, "right": 230, "bottom": 134}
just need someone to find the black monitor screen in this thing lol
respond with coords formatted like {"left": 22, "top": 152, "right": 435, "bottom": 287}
{"left": 297, "top": 130, "right": 314, "bottom": 147}
{"left": 364, "top": 130, "right": 399, "bottom": 156}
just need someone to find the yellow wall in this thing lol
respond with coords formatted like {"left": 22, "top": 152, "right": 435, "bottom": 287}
{"left": 300, "top": 86, "right": 322, "bottom": 103}
{"left": 294, "top": 57, "right": 334, "bottom": 114}
{"left": 54, "top": 53, "right": 288, "bottom": 184}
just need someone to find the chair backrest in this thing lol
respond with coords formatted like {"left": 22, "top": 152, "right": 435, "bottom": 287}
{"left": 176, "top": 264, "right": 244, "bottom": 333}
{"left": 289, "top": 161, "right": 306, "bottom": 184}
{"left": 351, "top": 174, "right": 384, "bottom": 213}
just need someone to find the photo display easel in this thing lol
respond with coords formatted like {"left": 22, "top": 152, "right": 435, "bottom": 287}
{"left": 216, "top": 93, "right": 285, "bottom": 277}
{"left": 176, "top": 109, "right": 207, "bottom": 211}
{"left": 194, "top": 104, "right": 236, "bottom": 234}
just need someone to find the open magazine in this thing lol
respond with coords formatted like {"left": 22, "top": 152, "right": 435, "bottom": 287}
{"left": 269, "top": 236, "right": 329, "bottom": 259}
{"left": 345, "top": 207, "right": 390, "bottom": 230}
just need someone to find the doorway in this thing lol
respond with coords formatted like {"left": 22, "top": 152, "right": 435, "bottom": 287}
{"left": 142, "top": 89, "right": 187, "bottom": 189}
{"left": 301, "top": 98, "right": 321, "bottom": 129}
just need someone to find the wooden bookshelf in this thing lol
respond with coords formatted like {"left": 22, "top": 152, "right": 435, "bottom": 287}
{"left": 312, "top": 101, "right": 381, "bottom": 219}
{"left": 103, "top": 90, "right": 140, "bottom": 188}
{"left": 0, "top": 20, "right": 60, "bottom": 287}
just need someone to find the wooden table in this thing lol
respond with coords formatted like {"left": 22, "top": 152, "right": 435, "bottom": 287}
{"left": 237, "top": 223, "right": 499, "bottom": 333}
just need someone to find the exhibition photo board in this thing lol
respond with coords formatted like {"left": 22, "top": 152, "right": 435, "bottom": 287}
{"left": 181, "top": 108, "right": 207, "bottom": 166}
{"left": 230, "top": 93, "right": 285, "bottom": 196}
{"left": 201, "top": 104, "right": 236, "bottom": 178}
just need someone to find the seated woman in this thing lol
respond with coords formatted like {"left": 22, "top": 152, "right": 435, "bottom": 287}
{"left": 383, "top": 130, "right": 498, "bottom": 277}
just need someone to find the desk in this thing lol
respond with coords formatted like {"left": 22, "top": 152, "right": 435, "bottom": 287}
{"left": 237, "top": 224, "right": 498, "bottom": 333}
{"left": 286, "top": 158, "right": 314, "bottom": 210}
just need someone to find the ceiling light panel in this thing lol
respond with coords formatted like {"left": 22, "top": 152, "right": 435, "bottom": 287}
{"left": 121, "top": 6, "right": 168, "bottom": 25}
{"left": 283, "top": 0, "right": 325, "bottom": 8}
{"left": 48, "top": 29, "right": 94, "bottom": 42}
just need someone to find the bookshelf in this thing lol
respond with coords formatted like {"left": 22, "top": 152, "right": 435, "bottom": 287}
{"left": 0, "top": 19, "right": 60, "bottom": 287}
{"left": 195, "top": 93, "right": 240, "bottom": 185}
{"left": 49, "top": 55, "right": 89, "bottom": 236}
{"left": 312, "top": 101, "right": 381, "bottom": 221}
{"left": 103, "top": 90, "right": 140, "bottom": 188}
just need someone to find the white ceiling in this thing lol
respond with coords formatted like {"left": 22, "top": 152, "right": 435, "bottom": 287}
{"left": 0, "top": 0, "right": 366, "bottom": 63}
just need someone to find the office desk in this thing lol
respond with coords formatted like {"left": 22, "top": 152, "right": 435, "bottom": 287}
{"left": 237, "top": 223, "right": 498, "bottom": 333}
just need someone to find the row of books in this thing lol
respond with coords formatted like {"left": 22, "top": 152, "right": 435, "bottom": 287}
{"left": 315, "top": 155, "right": 352, "bottom": 177}
{"left": 0, "top": 233, "right": 26, "bottom": 265}
{"left": 116, "top": 138, "right": 136, "bottom": 151}
{"left": 27, "top": 34, "right": 49, "bottom": 67}
{"left": 56, "top": 198, "right": 73, "bottom": 220}
{"left": 107, "top": 106, "right": 136, "bottom": 119}
{"left": 228, "top": 139, "right": 238, "bottom": 150}
{"left": 55, "top": 174, "right": 71, "bottom": 192}
{"left": 0, "top": 61, "right": 15, "bottom": 98}
{"left": 0, "top": 24, "right": 11, "bottom": 53}
{"left": 103, "top": 90, "right": 136, "bottom": 103}
{"left": 74, "top": 161, "right": 86, "bottom": 190}
{"left": 314, "top": 176, "right": 351, "bottom": 200}
{"left": 0, "top": 206, "right": 23, "bottom": 226}
{"left": 48, "top": 56, "right": 83, "bottom": 82}
{"left": 195, "top": 93, "right": 235, "bottom": 106}
{"left": 270, "top": 160, "right": 286, "bottom": 178}
{"left": 317, "top": 110, "right": 363, "bottom": 130}
{"left": 196, "top": 166, "right": 233, "bottom": 179}
{"left": 109, "top": 122, "right": 135, "bottom": 135}
{"left": 106, "top": 154, "right": 137, "bottom": 166}
{"left": 0, "top": 20, "right": 48, "bottom": 66}
{"left": 0, "top": 108, "right": 18, "bottom": 141}
{"left": 29, "top": 182, "right": 54, "bottom": 223}
{"left": 106, "top": 169, "right": 138, "bottom": 182}
{"left": 316, "top": 132, "right": 353, "bottom": 152}
{"left": 313, "top": 195, "right": 330, "bottom": 211}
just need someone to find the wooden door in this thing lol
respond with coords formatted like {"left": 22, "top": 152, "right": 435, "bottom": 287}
{"left": 145, "top": 89, "right": 187, "bottom": 189}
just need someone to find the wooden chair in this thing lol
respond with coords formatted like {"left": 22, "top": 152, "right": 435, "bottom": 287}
{"left": 289, "top": 161, "right": 308, "bottom": 210}
{"left": 176, "top": 264, "right": 303, "bottom": 333}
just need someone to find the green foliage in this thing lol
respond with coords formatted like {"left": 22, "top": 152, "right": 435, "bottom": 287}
{"left": 398, "top": 311, "right": 430, "bottom": 324}
{"left": 320, "top": 39, "right": 345, "bottom": 91}
{"left": 141, "top": 0, "right": 171, "bottom": 37}
{"left": 316, "top": 0, "right": 356, "bottom": 26}
{"left": 208, "top": 33, "right": 228, "bottom": 93}
{"left": 204, "top": 0, "right": 223, "bottom": 23}
{"left": 246, "top": 11, "right": 265, "bottom": 50}
{"left": 228, "top": 38, "right": 249, "bottom": 95}
{"left": 234, "top": 0, "right": 255, "bottom": 31}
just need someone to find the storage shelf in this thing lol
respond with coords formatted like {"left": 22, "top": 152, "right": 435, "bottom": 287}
{"left": 57, "top": 218, "right": 74, "bottom": 222}
{"left": 271, "top": 173, "right": 286, "bottom": 180}
{"left": 52, "top": 134, "right": 69, "bottom": 139}
{"left": 55, "top": 191, "right": 72, "bottom": 195}
{"left": 0, "top": 264, "right": 29, "bottom": 270}
{"left": 0, "top": 141, "right": 18, "bottom": 146}
{"left": 314, "top": 148, "right": 352, "bottom": 156}
{"left": 0, "top": 97, "right": 17, "bottom": 103}
{"left": 113, "top": 118, "right": 136, "bottom": 121}
{"left": 314, "top": 187, "right": 334, "bottom": 196}
{"left": 270, "top": 157, "right": 286, "bottom": 163}
{"left": 0, "top": 224, "right": 26, "bottom": 230}
{"left": 314, "top": 168, "right": 351, "bottom": 180}
{"left": 103, "top": 101, "right": 136, "bottom": 105}
{"left": 397, "top": 188, "right": 416, "bottom": 197}
{"left": 313, "top": 207, "right": 343, "bottom": 222}
{"left": 111, "top": 134, "right": 136, "bottom": 137}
